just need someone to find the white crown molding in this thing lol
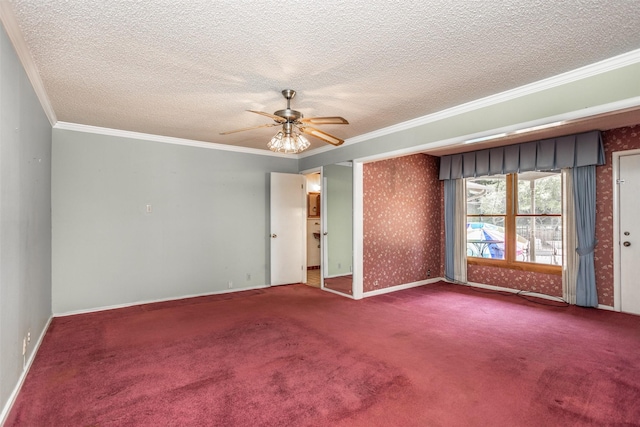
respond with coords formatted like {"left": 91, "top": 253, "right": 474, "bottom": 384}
{"left": 344, "top": 48, "right": 640, "bottom": 147}
{"left": 298, "top": 141, "right": 337, "bottom": 158}
{"left": 54, "top": 122, "right": 297, "bottom": 158}
{"left": 0, "top": 2, "right": 57, "bottom": 126}
{"left": 353, "top": 96, "right": 640, "bottom": 165}
{"left": 54, "top": 46, "right": 640, "bottom": 159}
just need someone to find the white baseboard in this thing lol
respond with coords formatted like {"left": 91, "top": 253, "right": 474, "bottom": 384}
{"left": 359, "top": 277, "right": 617, "bottom": 310}
{"left": 361, "top": 277, "right": 569, "bottom": 303}
{"left": 363, "top": 277, "right": 443, "bottom": 298}
{"left": 1, "top": 316, "right": 53, "bottom": 426}
{"left": 461, "top": 281, "right": 620, "bottom": 311}
{"left": 54, "top": 284, "right": 270, "bottom": 317}
{"left": 458, "top": 280, "right": 568, "bottom": 303}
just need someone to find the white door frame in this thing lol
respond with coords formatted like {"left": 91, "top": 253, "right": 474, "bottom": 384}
{"left": 321, "top": 175, "right": 328, "bottom": 285}
{"left": 352, "top": 161, "right": 364, "bottom": 300}
{"left": 301, "top": 167, "right": 323, "bottom": 288}
{"left": 612, "top": 148, "right": 640, "bottom": 312}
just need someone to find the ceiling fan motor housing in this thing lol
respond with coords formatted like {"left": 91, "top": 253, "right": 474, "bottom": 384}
{"left": 274, "top": 108, "right": 303, "bottom": 122}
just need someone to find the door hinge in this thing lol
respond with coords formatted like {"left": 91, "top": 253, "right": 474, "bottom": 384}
{"left": 617, "top": 179, "right": 626, "bottom": 184}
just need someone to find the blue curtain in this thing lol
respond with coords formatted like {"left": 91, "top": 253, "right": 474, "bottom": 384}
{"left": 572, "top": 165, "right": 598, "bottom": 307}
{"left": 444, "top": 179, "right": 456, "bottom": 281}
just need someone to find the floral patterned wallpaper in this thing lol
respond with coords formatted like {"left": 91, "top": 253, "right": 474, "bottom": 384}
{"left": 467, "top": 265, "right": 563, "bottom": 297}
{"left": 362, "top": 125, "right": 639, "bottom": 305}
{"left": 363, "top": 154, "right": 442, "bottom": 292}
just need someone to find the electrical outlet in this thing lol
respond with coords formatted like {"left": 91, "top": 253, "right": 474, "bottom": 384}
{"left": 27, "top": 331, "right": 31, "bottom": 343}
{"left": 427, "top": 269, "right": 431, "bottom": 277}
{"left": 246, "top": 273, "right": 251, "bottom": 281}
{"left": 228, "top": 281, "right": 233, "bottom": 289}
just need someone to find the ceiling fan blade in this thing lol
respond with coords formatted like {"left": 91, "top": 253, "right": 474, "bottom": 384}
{"left": 219, "top": 122, "right": 280, "bottom": 135}
{"left": 247, "top": 110, "right": 286, "bottom": 123}
{"left": 299, "top": 126, "right": 344, "bottom": 146}
{"left": 299, "top": 116, "right": 349, "bottom": 125}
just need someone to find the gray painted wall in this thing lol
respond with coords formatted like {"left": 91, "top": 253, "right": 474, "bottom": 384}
{"left": 0, "top": 24, "right": 52, "bottom": 418}
{"left": 52, "top": 129, "right": 298, "bottom": 313}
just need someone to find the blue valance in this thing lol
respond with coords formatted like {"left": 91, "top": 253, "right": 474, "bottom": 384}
{"left": 439, "top": 130, "right": 605, "bottom": 180}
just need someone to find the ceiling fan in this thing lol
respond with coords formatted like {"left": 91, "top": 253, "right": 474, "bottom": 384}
{"left": 220, "top": 89, "right": 349, "bottom": 153}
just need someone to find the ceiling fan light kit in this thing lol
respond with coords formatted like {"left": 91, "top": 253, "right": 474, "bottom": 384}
{"left": 221, "top": 89, "right": 349, "bottom": 153}
{"left": 267, "top": 130, "right": 310, "bottom": 154}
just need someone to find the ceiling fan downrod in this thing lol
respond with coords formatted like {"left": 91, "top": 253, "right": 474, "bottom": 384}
{"left": 282, "top": 89, "right": 296, "bottom": 105}
{"left": 275, "top": 89, "right": 302, "bottom": 122}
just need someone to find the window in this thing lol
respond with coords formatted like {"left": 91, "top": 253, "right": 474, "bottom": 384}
{"left": 466, "top": 172, "right": 562, "bottom": 274}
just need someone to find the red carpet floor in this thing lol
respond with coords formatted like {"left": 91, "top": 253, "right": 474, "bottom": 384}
{"left": 7, "top": 282, "right": 640, "bottom": 426}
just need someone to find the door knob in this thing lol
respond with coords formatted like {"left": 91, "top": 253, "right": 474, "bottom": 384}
{"left": 623, "top": 241, "right": 631, "bottom": 247}
{"left": 271, "top": 234, "right": 277, "bottom": 238}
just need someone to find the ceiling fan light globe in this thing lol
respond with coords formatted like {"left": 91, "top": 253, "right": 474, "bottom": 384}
{"left": 267, "top": 131, "right": 309, "bottom": 154}
{"left": 267, "top": 131, "right": 283, "bottom": 151}
{"left": 283, "top": 136, "right": 295, "bottom": 152}
{"left": 296, "top": 134, "right": 310, "bottom": 151}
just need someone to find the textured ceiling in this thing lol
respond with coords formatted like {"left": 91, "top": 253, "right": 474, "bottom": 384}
{"left": 5, "top": 0, "right": 640, "bottom": 152}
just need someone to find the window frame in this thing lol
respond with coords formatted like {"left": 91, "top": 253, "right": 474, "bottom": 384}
{"left": 466, "top": 173, "right": 562, "bottom": 275}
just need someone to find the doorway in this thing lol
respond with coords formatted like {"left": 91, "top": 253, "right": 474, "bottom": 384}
{"left": 305, "top": 172, "right": 322, "bottom": 288}
{"left": 613, "top": 149, "right": 640, "bottom": 315}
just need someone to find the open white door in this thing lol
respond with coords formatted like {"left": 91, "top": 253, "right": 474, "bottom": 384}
{"left": 270, "top": 172, "right": 306, "bottom": 286}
